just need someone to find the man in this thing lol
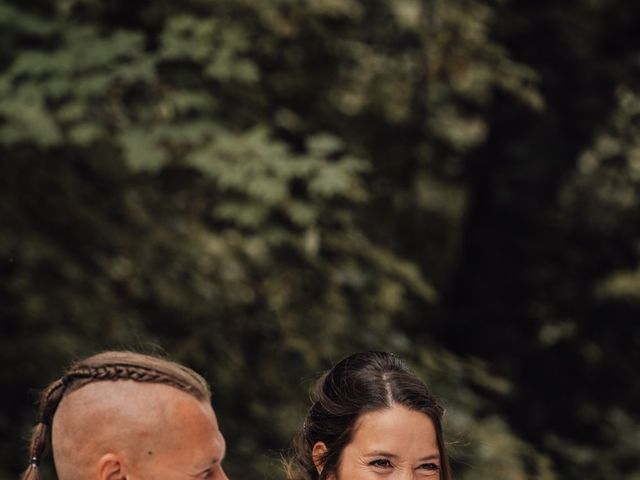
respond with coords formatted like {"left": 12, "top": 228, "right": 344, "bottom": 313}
{"left": 21, "top": 351, "right": 228, "bottom": 480}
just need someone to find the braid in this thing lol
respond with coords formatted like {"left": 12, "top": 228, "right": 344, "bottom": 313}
{"left": 64, "top": 363, "right": 202, "bottom": 395}
{"left": 20, "top": 378, "right": 67, "bottom": 480}
{"left": 40, "top": 379, "right": 67, "bottom": 426}
{"left": 20, "top": 423, "right": 46, "bottom": 480}
{"left": 20, "top": 351, "right": 210, "bottom": 480}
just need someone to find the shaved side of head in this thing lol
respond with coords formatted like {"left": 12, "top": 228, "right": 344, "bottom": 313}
{"left": 20, "top": 351, "right": 217, "bottom": 480}
{"left": 52, "top": 381, "right": 196, "bottom": 479}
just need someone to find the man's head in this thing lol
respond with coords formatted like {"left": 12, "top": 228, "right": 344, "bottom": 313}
{"left": 21, "top": 351, "right": 228, "bottom": 480}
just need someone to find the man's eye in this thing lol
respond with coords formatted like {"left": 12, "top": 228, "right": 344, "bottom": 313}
{"left": 369, "top": 459, "right": 392, "bottom": 468}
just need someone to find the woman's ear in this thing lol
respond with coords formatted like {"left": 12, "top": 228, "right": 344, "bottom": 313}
{"left": 96, "top": 453, "right": 126, "bottom": 480}
{"left": 311, "top": 441, "right": 328, "bottom": 475}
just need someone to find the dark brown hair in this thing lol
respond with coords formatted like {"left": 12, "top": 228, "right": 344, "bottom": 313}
{"left": 20, "top": 351, "right": 210, "bottom": 480}
{"left": 287, "top": 351, "right": 451, "bottom": 480}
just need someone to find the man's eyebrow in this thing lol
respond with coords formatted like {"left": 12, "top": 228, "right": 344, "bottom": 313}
{"left": 193, "top": 460, "right": 218, "bottom": 476}
{"left": 199, "top": 436, "right": 227, "bottom": 469}
{"left": 195, "top": 454, "right": 224, "bottom": 473}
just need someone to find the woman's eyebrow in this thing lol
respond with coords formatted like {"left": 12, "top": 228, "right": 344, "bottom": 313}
{"left": 364, "top": 451, "right": 399, "bottom": 458}
{"left": 417, "top": 453, "right": 440, "bottom": 462}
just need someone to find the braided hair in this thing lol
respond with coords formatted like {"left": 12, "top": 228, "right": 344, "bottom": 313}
{"left": 21, "top": 351, "right": 210, "bottom": 480}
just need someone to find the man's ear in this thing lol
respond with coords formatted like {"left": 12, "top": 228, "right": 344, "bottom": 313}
{"left": 312, "top": 441, "right": 328, "bottom": 475}
{"left": 96, "top": 453, "right": 126, "bottom": 480}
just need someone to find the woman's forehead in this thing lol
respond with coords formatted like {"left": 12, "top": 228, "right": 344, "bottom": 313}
{"left": 349, "top": 405, "right": 439, "bottom": 456}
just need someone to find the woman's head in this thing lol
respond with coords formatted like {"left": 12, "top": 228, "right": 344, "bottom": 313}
{"left": 288, "top": 351, "right": 451, "bottom": 480}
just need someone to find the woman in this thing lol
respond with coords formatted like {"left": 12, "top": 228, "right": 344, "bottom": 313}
{"left": 287, "top": 351, "right": 451, "bottom": 480}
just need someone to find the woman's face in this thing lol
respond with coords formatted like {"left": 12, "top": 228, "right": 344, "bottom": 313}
{"left": 319, "top": 405, "right": 441, "bottom": 480}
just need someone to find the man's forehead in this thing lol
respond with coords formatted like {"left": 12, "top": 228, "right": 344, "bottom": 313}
{"left": 159, "top": 395, "right": 225, "bottom": 469}
{"left": 167, "top": 393, "right": 218, "bottom": 429}
{"left": 55, "top": 380, "right": 215, "bottom": 438}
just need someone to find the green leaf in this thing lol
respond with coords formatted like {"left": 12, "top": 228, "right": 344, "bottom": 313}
{"left": 120, "top": 129, "right": 168, "bottom": 172}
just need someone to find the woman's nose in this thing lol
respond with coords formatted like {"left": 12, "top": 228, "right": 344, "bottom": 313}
{"left": 392, "top": 470, "right": 420, "bottom": 480}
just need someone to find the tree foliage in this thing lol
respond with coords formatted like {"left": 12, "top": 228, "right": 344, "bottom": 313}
{"left": 1, "top": 0, "right": 638, "bottom": 479}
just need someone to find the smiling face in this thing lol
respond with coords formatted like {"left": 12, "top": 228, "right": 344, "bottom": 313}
{"left": 321, "top": 405, "right": 441, "bottom": 480}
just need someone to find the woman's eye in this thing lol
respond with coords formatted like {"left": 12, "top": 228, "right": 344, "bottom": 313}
{"left": 369, "top": 459, "right": 392, "bottom": 468}
{"left": 419, "top": 463, "right": 440, "bottom": 475}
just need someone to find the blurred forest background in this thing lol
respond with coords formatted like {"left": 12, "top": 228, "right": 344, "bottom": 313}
{"left": 1, "top": 0, "right": 640, "bottom": 478}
